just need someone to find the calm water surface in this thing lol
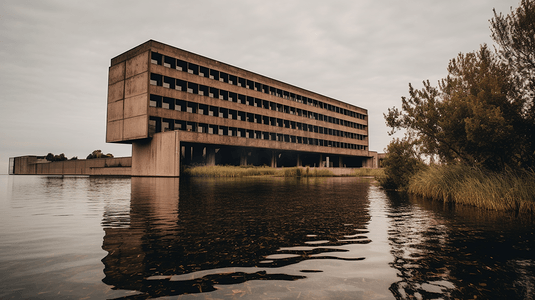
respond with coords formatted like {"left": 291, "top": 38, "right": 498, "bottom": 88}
{"left": 0, "top": 175, "right": 534, "bottom": 299}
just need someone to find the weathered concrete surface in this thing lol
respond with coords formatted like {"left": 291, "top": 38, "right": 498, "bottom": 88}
{"left": 132, "top": 130, "right": 180, "bottom": 177}
{"left": 107, "top": 51, "right": 149, "bottom": 143}
{"left": 10, "top": 156, "right": 132, "bottom": 176}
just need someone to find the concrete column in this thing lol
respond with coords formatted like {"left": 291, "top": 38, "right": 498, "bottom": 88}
{"left": 318, "top": 154, "right": 323, "bottom": 168}
{"left": 183, "top": 146, "right": 192, "bottom": 165}
{"left": 339, "top": 156, "right": 343, "bottom": 168}
{"left": 240, "top": 150, "right": 248, "bottom": 166}
{"left": 326, "top": 156, "right": 330, "bottom": 168}
{"left": 206, "top": 146, "right": 216, "bottom": 166}
{"left": 132, "top": 131, "right": 181, "bottom": 177}
{"left": 271, "top": 151, "right": 277, "bottom": 168}
{"left": 296, "top": 153, "right": 301, "bottom": 167}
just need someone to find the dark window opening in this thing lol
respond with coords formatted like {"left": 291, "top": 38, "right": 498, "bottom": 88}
{"left": 162, "top": 118, "right": 173, "bottom": 132}
{"left": 209, "top": 69, "right": 219, "bottom": 81}
{"left": 149, "top": 117, "right": 161, "bottom": 135}
{"left": 209, "top": 87, "right": 219, "bottom": 99}
{"left": 163, "top": 56, "right": 175, "bottom": 68}
{"left": 209, "top": 106, "right": 219, "bottom": 117}
{"left": 220, "top": 72, "right": 229, "bottom": 83}
{"left": 150, "top": 73, "right": 162, "bottom": 86}
{"left": 187, "top": 82, "right": 198, "bottom": 94}
{"left": 163, "top": 76, "right": 175, "bottom": 89}
{"left": 150, "top": 95, "right": 162, "bottom": 108}
{"left": 162, "top": 97, "right": 174, "bottom": 110}
{"left": 175, "top": 99, "right": 186, "bottom": 111}
{"left": 151, "top": 52, "right": 162, "bottom": 65}
{"left": 175, "top": 120, "right": 186, "bottom": 131}
{"left": 198, "top": 104, "right": 208, "bottom": 116}
{"left": 220, "top": 90, "right": 228, "bottom": 100}
{"left": 199, "top": 85, "right": 209, "bottom": 96}
{"left": 188, "top": 63, "right": 199, "bottom": 75}
{"left": 199, "top": 66, "right": 209, "bottom": 78}
{"left": 176, "top": 79, "right": 187, "bottom": 91}
{"left": 176, "top": 59, "right": 187, "bottom": 71}
{"left": 229, "top": 75, "right": 237, "bottom": 85}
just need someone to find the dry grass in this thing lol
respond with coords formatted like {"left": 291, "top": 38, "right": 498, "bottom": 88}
{"left": 183, "top": 165, "right": 276, "bottom": 177}
{"left": 350, "top": 168, "right": 385, "bottom": 177}
{"left": 408, "top": 164, "right": 535, "bottom": 213}
{"left": 182, "top": 165, "right": 334, "bottom": 177}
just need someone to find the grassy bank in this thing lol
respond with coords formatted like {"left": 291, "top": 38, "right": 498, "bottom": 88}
{"left": 182, "top": 165, "right": 384, "bottom": 178}
{"left": 408, "top": 164, "right": 535, "bottom": 213}
{"left": 349, "top": 168, "right": 385, "bottom": 178}
{"left": 183, "top": 165, "right": 277, "bottom": 177}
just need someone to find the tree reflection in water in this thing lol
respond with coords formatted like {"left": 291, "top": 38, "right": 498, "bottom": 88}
{"left": 101, "top": 177, "right": 371, "bottom": 298}
{"left": 386, "top": 191, "right": 535, "bottom": 300}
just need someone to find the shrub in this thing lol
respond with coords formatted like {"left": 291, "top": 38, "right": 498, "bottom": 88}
{"left": 379, "top": 138, "right": 424, "bottom": 190}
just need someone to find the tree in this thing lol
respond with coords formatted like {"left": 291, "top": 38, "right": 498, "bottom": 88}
{"left": 386, "top": 45, "right": 523, "bottom": 171}
{"left": 490, "top": 0, "right": 535, "bottom": 168}
{"left": 45, "top": 153, "right": 68, "bottom": 162}
{"left": 379, "top": 138, "right": 424, "bottom": 190}
{"left": 86, "top": 150, "right": 114, "bottom": 159}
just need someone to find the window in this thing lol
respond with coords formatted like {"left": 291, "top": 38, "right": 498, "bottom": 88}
{"left": 176, "top": 59, "right": 187, "bottom": 71}
{"left": 162, "top": 119, "right": 173, "bottom": 131}
{"left": 163, "top": 56, "right": 175, "bottom": 68}
{"left": 151, "top": 52, "right": 162, "bottom": 65}
{"left": 150, "top": 73, "right": 162, "bottom": 86}
{"left": 175, "top": 100, "right": 186, "bottom": 111}
{"left": 149, "top": 117, "right": 161, "bottom": 135}
{"left": 209, "top": 69, "right": 219, "bottom": 80}
{"left": 188, "top": 63, "right": 199, "bottom": 75}
{"left": 199, "top": 66, "right": 209, "bottom": 78}
{"left": 176, "top": 79, "right": 187, "bottom": 91}
{"left": 149, "top": 95, "right": 162, "bottom": 108}
{"left": 162, "top": 97, "right": 174, "bottom": 109}
{"left": 220, "top": 72, "right": 229, "bottom": 83}
{"left": 163, "top": 76, "right": 174, "bottom": 89}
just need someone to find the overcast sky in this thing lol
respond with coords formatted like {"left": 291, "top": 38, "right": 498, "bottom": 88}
{"left": 0, "top": 0, "right": 520, "bottom": 173}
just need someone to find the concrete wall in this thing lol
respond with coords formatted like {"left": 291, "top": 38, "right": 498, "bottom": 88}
{"left": 11, "top": 156, "right": 132, "bottom": 176}
{"left": 132, "top": 131, "right": 180, "bottom": 177}
{"left": 107, "top": 51, "right": 150, "bottom": 143}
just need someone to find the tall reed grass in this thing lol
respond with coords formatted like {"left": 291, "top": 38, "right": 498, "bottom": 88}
{"left": 350, "top": 168, "right": 385, "bottom": 178}
{"left": 182, "top": 165, "right": 334, "bottom": 177}
{"left": 408, "top": 164, "right": 535, "bottom": 213}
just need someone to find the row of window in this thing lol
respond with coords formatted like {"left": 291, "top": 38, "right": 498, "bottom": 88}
{"left": 149, "top": 73, "right": 366, "bottom": 131}
{"left": 149, "top": 117, "right": 367, "bottom": 151}
{"left": 150, "top": 94, "right": 367, "bottom": 141}
{"left": 150, "top": 52, "right": 366, "bottom": 120}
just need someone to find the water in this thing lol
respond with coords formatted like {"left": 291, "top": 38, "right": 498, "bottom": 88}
{"left": 0, "top": 175, "right": 534, "bottom": 299}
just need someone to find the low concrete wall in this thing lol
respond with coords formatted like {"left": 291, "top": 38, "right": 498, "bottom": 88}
{"left": 11, "top": 156, "right": 132, "bottom": 176}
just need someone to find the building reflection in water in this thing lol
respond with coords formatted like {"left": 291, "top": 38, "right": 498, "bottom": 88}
{"left": 385, "top": 191, "right": 535, "bottom": 300}
{"left": 101, "top": 177, "right": 371, "bottom": 298}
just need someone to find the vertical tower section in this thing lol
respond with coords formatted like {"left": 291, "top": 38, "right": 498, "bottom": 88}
{"left": 106, "top": 46, "right": 150, "bottom": 143}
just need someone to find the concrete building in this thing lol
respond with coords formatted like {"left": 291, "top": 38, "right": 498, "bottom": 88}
{"left": 107, "top": 40, "right": 372, "bottom": 177}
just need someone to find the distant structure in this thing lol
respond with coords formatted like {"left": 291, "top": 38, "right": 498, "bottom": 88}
{"left": 10, "top": 40, "right": 378, "bottom": 176}
{"left": 107, "top": 40, "right": 374, "bottom": 176}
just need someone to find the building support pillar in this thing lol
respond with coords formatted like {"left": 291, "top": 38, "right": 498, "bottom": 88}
{"left": 326, "top": 156, "right": 330, "bottom": 168}
{"left": 271, "top": 151, "right": 277, "bottom": 168}
{"left": 339, "top": 156, "right": 343, "bottom": 168}
{"left": 318, "top": 154, "right": 323, "bottom": 168}
{"left": 240, "top": 149, "right": 248, "bottom": 166}
{"left": 183, "top": 145, "right": 192, "bottom": 165}
{"left": 296, "top": 153, "right": 301, "bottom": 167}
{"left": 206, "top": 146, "right": 216, "bottom": 166}
{"left": 132, "top": 131, "right": 181, "bottom": 177}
